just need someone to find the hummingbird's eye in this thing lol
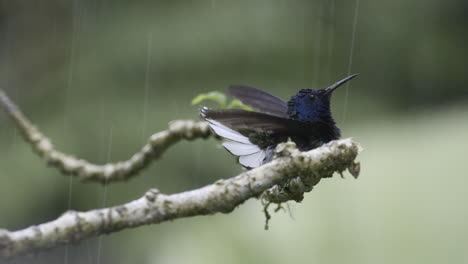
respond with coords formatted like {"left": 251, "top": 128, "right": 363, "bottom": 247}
{"left": 309, "top": 94, "right": 315, "bottom": 100}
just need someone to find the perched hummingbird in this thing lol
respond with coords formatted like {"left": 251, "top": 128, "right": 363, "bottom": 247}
{"left": 201, "top": 74, "right": 358, "bottom": 169}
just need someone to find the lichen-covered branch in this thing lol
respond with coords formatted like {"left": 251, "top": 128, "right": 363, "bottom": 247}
{"left": 0, "top": 139, "right": 361, "bottom": 258}
{"left": 0, "top": 88, "right": 363, "bottom": 257}
{"left": 262, "top": 141, "right": 361, "bottom": 204}
{"left": 0, "top": 89, "right": 213, "bottom": 183}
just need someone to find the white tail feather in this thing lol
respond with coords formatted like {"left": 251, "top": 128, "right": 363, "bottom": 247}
{"left": 204, "top": 113, "right": 266, "bottom": 168}
{"left": 223, "top": 142, "right": 260, "bottom": 156}
{"left": 239, "top": 150, "right": 266, "bottom": 168}
{"left": 205, "top": 119, "right": 251, "bottom": 144}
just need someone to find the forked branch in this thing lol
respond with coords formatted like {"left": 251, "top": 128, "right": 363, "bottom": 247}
{"left": 0, "top": 89, "right": 362, "bottom": 258}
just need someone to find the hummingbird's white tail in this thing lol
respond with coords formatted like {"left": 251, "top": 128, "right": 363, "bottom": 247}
{"left": 204, "top": 117, "right": 266, "bottom": 168}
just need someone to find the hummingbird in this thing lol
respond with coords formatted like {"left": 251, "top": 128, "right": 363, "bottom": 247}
{"left": 201, "top": 74, "right": 358, "bottom": 169}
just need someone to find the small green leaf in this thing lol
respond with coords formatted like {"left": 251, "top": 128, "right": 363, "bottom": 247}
{"left": 191, "top": 91, "right": 227, "bottom": 108}
{"left": 226, "top": 99, "right": 254, "bottom": 111}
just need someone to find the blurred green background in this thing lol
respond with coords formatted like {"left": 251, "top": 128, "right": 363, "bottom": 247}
{"left": 0, "top": 0, "right": 467, "bottom": 263}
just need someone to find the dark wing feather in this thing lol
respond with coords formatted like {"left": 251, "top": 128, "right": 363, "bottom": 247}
{"left": 227, "top": 85, "right": 288, "bottom": 117}
{"left": 201, "top": 108, "right": 326, "bottom": 137}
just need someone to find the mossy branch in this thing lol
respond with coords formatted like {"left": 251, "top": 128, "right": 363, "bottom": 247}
{"left": 0, "top": 138, "right": 361, "bottom": 258}
{"left": 0, "top": 89, "right": 362, "bottom": 258}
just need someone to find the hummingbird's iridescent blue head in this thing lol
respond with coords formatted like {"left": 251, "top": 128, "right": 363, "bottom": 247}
{"left": 287, "top": 74, "right": 358, "bottom": 122}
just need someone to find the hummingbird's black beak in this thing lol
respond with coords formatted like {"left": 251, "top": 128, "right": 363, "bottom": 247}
{"left": 324, "top": 74, "right": 359, "bottom": 95}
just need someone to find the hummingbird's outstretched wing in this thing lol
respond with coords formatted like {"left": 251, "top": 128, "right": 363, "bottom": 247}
{"left": 227, "top": 85, "right": 288, "bottom": 117}
{"left": 201, "top": 107, "right": 328, "bottom": 168}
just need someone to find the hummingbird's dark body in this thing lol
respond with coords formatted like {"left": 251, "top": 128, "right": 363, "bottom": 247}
{"left": 201, "top": 74, "right": 357, "bottom": 168}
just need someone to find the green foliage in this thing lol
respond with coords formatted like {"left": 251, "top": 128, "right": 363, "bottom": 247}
{"left": 192, "top": 91, "right": 253, "bottom": 110}
{"left": 192, "top": 91, "right": 227, "bottom": 107}
{"left": 226, "top": 99, "right": 253, "bottom": 110}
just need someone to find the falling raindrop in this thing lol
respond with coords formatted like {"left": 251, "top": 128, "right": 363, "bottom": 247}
{"left": 141, "top": 32, "right": 153, "bottom": 145}
{"left": 313, "top": 0, "right": 324, "bottom": 87}
{"left": 64, "top": 0, "right": 81, "bottom": 262}
{"left": 97, "top": 126, "right": 114, "bottom": 264}
{"left": 342, "top": 0, "right": 360, "bottom": 124}
{"left": 324, "top": 0, "right": 335, "bottom": 85}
